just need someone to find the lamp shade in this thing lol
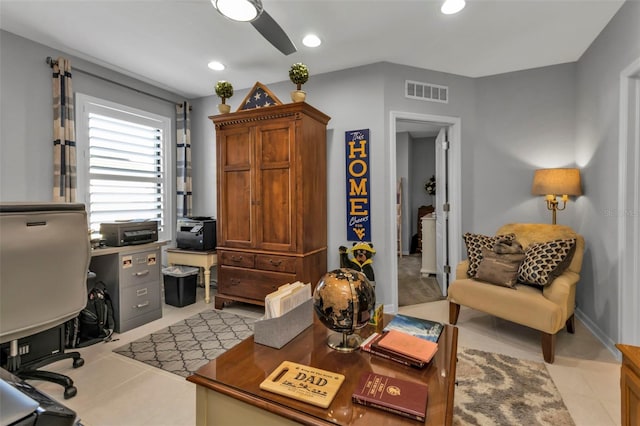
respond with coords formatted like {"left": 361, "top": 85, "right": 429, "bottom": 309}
{"left": 531, "top": 168, "right": 582, "bottom": 196}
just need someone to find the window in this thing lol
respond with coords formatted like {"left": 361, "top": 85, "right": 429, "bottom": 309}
{"left": 76, "top": 94, "right": 172, "bottom": 241}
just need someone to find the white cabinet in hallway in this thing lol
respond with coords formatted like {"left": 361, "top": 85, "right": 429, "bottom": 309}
{"left": 421, "top": 215, "right": 436, "bottom": 275}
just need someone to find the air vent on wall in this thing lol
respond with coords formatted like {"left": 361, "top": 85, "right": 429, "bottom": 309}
{"left": 405, "top": 80, "right": 448, "bottom": 103}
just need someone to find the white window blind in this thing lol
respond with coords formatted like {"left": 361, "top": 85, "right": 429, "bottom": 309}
{"left": 76, "top": 94, "right": 172, "bottom": 240}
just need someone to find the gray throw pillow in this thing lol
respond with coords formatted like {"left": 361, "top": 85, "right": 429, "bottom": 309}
{"left": 474, "top": 247, "right": 525, "bottom": 288}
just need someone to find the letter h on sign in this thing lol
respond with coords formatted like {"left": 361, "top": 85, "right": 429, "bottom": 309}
{"left": 345, "top": 129, "right": 371, "bottom": 241}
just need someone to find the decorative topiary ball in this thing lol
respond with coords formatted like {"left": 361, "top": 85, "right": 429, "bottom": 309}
{"left": 214, "top": 80, "right": 234, "bottom": 101}
{"left": 289, "top": 63, "right": 309, "bottom": 89}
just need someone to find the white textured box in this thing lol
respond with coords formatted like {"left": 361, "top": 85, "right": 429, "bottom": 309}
{"left": 254, "top": 299, "right": 313, "bottom": 349}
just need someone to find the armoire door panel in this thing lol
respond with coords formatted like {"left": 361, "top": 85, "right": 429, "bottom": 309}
{"left": 259, "top": 168, "right": 293, "bottom": 250}
{"left": 221, "top": 171, "right": 252, "bottom": 246}
{"left": 258, "top": 124, "right": 292, "bottom": 164}
{"left": 255, "top": 120, "right": 295, "bottom": 252}
{"left": 221, "top": 129, "right": 252, "bottom": 168}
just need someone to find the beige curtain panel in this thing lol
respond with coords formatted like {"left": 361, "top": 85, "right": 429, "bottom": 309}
{"left": 52, "top": 56, "right": 77, "bottom": 202}
{"left": 176, "top": 101, "right": 192, "bottom": 218}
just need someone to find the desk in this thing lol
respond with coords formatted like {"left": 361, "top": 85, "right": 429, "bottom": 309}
{"left": 166, "top": 248, "right": 217, "bottom": 304}
{"left": 188, "top": 315, "right": 458, "bottom": 425}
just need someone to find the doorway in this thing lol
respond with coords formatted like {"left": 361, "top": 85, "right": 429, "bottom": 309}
{"left": 388, "top": 111, "right": 462, "bottom": 311}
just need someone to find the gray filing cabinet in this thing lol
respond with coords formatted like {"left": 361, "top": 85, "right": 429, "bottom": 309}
{"left": 89, "top": 242, "right": 164, "bottom": 333}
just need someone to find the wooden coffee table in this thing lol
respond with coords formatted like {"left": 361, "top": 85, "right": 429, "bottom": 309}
{"left": 187, "top": 315, "right": 458, "bottom": 425}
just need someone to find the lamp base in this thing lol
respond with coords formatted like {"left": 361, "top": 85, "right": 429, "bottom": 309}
{"left": 327, "top": 332, "right": 362, "bottom": 353}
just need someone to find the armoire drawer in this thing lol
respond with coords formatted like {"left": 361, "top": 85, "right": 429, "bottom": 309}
{"left": 219, "top": 251, "right": 255, "bottom": 268}
{"left": 255, "top": 254, "right": 296, "bottom": 273}
{"left": 219, "top": 266, "right": 295, "bottom": 301}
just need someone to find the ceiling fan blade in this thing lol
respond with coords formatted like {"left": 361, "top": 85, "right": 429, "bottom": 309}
{"left": 251, "top": 10, "right": 297, "bottom": 55}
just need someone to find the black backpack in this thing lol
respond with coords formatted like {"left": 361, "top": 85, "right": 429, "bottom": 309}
{"left": 66, "top": 282, "right": 115, "bottom": 348}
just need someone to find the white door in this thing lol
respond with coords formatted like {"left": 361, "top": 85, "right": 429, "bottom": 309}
{"left": 435, "top": 128, "right": 448, "bottom": 295}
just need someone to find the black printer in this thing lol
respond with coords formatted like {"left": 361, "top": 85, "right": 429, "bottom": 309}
{"left": 100, "top": 220, "right": 158, "bottom": 247}
{"left": 176, "top": 217, "right": 216, "bottom": 251}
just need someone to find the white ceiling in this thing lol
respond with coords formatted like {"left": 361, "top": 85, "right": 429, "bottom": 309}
{"left": 0, "top": 0, "right": 624, "bottom": 99}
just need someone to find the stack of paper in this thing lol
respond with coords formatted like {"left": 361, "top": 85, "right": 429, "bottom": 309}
{"left": 264, "top": 281, "right": 311, "bottom": 319}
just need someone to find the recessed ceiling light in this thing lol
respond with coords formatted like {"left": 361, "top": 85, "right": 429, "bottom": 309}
{"left": 208, "top": 61, "right": 225, "bottom": 71}
{"left": 441, "top": 0, "right": 465, "bottom": 15}
{"left": 302, "top": 34, "right": 321, "bottom": 48}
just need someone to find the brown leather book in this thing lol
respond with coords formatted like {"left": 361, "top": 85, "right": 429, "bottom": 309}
{"left": 369, "top": 342, "right": 427, "bottom": 368}
{"left": 352, "top": 372, "right": 428, "bottom": 421}
{"left": 375, "top": 329, "right": 438, "bottom": 364}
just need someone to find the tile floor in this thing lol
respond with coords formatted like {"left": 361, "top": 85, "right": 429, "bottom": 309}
{"left": 28, "top": 286, "right": 621, "bottom": 426}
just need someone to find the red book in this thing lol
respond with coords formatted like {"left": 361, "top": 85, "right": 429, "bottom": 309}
{"left": 375, "top": 329, "right": 438, "bottom": 364}
{"left": 352, "top": 372, "right": 429, "bottom": 421}
{"left": 369, "top": 343, "right": 426, "bottom": 368}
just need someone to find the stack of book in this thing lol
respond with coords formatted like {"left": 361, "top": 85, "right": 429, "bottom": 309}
{"left": 360, "top": 314, "right": 444, "bottom": 368}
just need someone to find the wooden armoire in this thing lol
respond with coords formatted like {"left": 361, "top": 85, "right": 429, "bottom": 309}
{"left": 211, "top": 102, "right": 331, "bottom": 309}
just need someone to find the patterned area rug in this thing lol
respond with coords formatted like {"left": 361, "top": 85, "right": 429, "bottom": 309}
{"left": 454, "top": 348, "right": 575, "bottom": 426}
{"left": 113, "top": 310, "right": 255, "bottom": 378}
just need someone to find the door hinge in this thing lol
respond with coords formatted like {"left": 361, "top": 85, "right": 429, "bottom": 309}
{"left": 442, "top": 140, "right": 450, "bottom": 150}
{"left": 443, "top": 203, "right": 450, "bottom": 212}
{"left": 444, "top": 265, "right": 451, "bottom": 274}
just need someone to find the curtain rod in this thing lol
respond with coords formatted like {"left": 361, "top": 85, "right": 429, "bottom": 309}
{"left": 46, "top": 56, "right": 187, "bottom": 107}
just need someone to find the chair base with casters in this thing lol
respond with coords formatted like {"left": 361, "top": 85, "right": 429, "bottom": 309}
{"left": 7, "top": 350, "right": 85, "bottom": 400}
{"left": 1, "top": 322, "right": 86, "bottom": 399}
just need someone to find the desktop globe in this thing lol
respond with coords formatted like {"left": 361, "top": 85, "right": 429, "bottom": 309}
{"left": 313, "top": 268, "right": 376, "bottom": 352}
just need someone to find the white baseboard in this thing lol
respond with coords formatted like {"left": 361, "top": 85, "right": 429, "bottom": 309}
{"left": 575, "top": 307, "right": 621, "bottom": 362}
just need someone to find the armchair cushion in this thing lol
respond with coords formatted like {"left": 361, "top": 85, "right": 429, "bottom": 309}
{"left": 518, "top": 238, "right": 576, "bottom": 287}
{"left": 462, "top": 232, "right": 516, "bottom": 278}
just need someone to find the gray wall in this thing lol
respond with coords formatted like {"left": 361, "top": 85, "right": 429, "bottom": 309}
{"left": 575, "top": 0, "right": 640, "bottom": 347}
{"left": 0, "top": 30, "right": 181, "bottom": 203}
{"left": 1, "top": 0, "right": 638, "bottom": 352}
{"left": 473, "top": 63, "right": 578, "bottom": 234}
{"left": 411, "top": 136, "right": 436, "bottom": 238}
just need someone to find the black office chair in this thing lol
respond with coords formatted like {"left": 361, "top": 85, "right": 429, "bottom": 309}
{"left": 0, "top": 203, "right": 90, "bottom": 399}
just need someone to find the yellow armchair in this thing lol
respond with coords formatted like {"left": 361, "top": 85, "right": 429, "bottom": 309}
{"left": 448, "top": 223, "right": 584, "bottom": 363}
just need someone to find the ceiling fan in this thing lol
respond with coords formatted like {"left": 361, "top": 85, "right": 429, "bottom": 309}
{"left": 211, "top": 0, "right": 297, "bottom": 55}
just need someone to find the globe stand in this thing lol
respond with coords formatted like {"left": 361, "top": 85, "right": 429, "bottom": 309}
{"left": 327, "top": 332, "right": 362, "bottom": 353}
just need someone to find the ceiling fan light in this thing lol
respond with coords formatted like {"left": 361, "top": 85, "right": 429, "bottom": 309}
{"left": 214, "top": 0, "right": 263, "bottom": 22}
{"left": 441, "top": 0, "right": 466, "bottom": 15}
{"left": 302, "top": 34, "right": 321, "bottom": 48}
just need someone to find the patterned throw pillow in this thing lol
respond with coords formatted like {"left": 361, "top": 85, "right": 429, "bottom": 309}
{"left": 518, "top": 239, "right": 577, "bottom": 287}
{"left": 463, "top": 233, "right": 516, "bottom": 278}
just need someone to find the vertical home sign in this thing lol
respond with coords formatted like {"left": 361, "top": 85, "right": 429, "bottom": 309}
{"left": 345, "top": 129, "right": 371, "bottom": 241}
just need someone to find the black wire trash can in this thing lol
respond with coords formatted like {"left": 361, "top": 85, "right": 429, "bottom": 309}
{"left": 162, "top": 266, "right": 199, "bottom": 307}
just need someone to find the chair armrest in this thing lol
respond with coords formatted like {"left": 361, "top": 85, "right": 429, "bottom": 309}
{"left": 543, "top": 270, "right": 580, "bottom": 317}
{"left": 454, "top": 260, "right": 470, "bottom": 280}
